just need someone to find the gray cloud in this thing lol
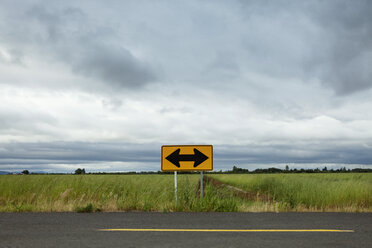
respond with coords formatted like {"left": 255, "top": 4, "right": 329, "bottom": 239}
{"left": 0, "top": 48, "right": 23, "bottom": 65}
{"left": 0, "top": 142, "right": 158, "bottom": 163}
{"left": 2, "top": 0, "right": 370, "bottom": 95}
{"left": 1, "top": 142, "right": 371, "bottom": 173}
{"left": 31, "top": 4, "right": 158, "bottom": 89}
{"left": 0, "top": 142, "right": 159, "bottom": 172}
{"left": 1, "top": 1, "right": 372, "bottom": 173}
{"left": 202, "top": 51, "right": 240, "bottom": 80}
{"left": 305, "top": 0, "right": 372, "bottom": 95}
{"left": 0, "top": 108, "right": 57, "bottom": 139}
{"left": 0, "top": 2, "right": 157, "bottom": 91}
{"left": 238, "top": 0, "right": 372, "bottom": 95}
{"left": 70, "top": 44, "right": 155, "bottom": 90}
{"left": 216, "top": 143, "right": 372, "bottom": 165}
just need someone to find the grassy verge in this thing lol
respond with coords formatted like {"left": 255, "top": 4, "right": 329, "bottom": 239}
{"left": 0, "top": 174, "right": 237, "bottom": 212}
{"left": 209, "top": 173, "right": 372, "bottom": 212}
{"left": 1, "top": 173, "right": 371, "bottom": 212}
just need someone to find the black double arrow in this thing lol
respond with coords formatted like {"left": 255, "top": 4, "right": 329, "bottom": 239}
{"left": 166, "top": 148, "right": 209, "bottom": 168}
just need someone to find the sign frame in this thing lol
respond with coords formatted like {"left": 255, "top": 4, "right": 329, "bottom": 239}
{"left": 161, "top": 145, "right": 213, "bottom": 172}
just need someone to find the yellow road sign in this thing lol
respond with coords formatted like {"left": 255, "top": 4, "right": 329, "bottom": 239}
{"left": 161, "top": 145, "right": 213, "bottom": 171}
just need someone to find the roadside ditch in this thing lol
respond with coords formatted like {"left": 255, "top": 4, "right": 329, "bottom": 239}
{"left": 198, "top": 176, "right": 272, "bottom": 202}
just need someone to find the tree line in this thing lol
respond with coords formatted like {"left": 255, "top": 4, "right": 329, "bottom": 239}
{"left": 225, "top": 165, "right": 372, "bottom": 174}
{"left": 14, "top": 166, "right": 372, "bottom": 175}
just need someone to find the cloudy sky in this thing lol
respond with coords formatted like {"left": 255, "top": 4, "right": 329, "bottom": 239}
{"left": 1, "top": 0, "right": 372, "bottom": 173}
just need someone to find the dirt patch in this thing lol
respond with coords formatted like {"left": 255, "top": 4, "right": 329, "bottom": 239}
{"left": 199, "top": 176, "right": 272, "bottom": 202}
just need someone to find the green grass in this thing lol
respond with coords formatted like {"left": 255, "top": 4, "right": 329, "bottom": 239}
{"left": 210, "top": 173, "right": 372, "bottom": 212}
{"left": 1, "top": 173, "right": 371, "bottom": 212}
{"left": 0, "top": 174, "right": 237, "bottom": 212}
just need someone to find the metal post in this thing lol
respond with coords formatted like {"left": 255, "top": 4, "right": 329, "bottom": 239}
{"left": 200, "top": 171, "right": 203, "bottom": 200}
{"left": 174, "top": 171, "right": 177, "bottom": 204}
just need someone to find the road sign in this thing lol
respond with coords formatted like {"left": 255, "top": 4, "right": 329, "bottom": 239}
{"left": 161, "top": 145, "right": 213, "bottom": 171}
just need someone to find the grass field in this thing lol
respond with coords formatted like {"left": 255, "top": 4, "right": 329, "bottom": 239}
{"left": 0, "top": 174, "right": 237, "bottom": 212}
{"left": 210, "top": 173, "right": 372, "bottom": 212}
{"left": 1, "top": 173, "right": 371, "bottom": 212}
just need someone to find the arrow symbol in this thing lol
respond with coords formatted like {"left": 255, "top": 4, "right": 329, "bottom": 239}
{"left": 166, "top": 148, "right": 209, "bottom": 168}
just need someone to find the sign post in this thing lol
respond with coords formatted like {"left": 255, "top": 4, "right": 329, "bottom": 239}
{"left": 200, "top": 171, "right": 203, "bottom": 200}
{"left": 161, "top": 145, "right": 213, "bottom": 201}
{"left": 174, "top": 171, "right": 177, "bottom": 204}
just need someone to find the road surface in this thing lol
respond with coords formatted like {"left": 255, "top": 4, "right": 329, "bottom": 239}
{"left": 1, "top": 212, "right": 371, "bottom": 247}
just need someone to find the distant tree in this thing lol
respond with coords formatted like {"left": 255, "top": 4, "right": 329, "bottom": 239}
{"left": 21, "top": 170, "right": 29, "bottom": 175}
{"left": 231, "top": 166, "right": 249, "bottom": 173}
{"left": 285, "top": 165, "right": 289, "bottom": 171}
{"left": 268, "top": 167, "right": 282, "bottom": 173}
{"left": 322, "top": 166, "right": 328, "bottom": 172}
{"left": 75, "top": 168, "right": 86, "bottom": 175}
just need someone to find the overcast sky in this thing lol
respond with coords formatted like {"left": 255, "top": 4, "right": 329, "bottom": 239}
{"left": 1, "top": 0, "right": 372, "bottom": 173}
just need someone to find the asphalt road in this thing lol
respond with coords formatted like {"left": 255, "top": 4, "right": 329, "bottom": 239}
{"left": 1, "top": 212, "right": 371, "bottom": 248}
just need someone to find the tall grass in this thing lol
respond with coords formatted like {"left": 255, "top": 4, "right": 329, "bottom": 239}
{"left": 0, "top": 174, "right": 237, "bottom": 212}
{"left": 2, "top": 173, "right": 370, "bottom": 212}
{"left": 210, "top": 173, "right": 372, "bottom": 211}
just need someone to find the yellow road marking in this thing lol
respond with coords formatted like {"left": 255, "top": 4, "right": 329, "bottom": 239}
{"left": 98, "top": 228, "right": 354, "bottom": 233}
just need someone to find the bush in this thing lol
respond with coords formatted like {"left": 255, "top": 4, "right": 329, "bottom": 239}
{"left": 75, "top": 203, "right": 94, "bottom": 213}
{"left": 74, "top": 168, "right": 86, "bottom": 175}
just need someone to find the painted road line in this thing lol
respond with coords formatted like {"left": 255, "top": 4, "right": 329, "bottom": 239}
{"left": 98, "top": 228, "right": 354, "bottom": 233}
